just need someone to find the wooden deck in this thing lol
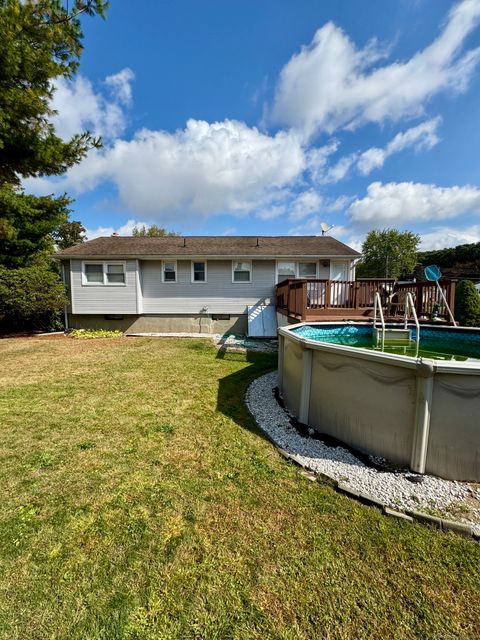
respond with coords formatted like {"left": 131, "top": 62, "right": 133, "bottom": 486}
{"left": 276, "top": 278, "right": 456, "bottom": 324}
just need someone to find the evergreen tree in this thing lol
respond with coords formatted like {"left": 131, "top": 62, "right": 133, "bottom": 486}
{"left": 52, "top": 219, "right": 86, "bottom": 250}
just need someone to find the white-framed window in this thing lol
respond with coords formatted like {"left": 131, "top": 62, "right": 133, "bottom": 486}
{"left": 298, "top": 261, "right": 318, "bottom": 278}
{"left": 106, "top": 263, "right": 126, "bottom": 284}
{"left": 162, "top": 260, "right": 177, "bottom": 283}
{"left": 277, "top": 261, "right": 296, "bottom": 280}
{"left": 82, "top": 261, "right": 126, "bottom": 286}
{"left": 232, "top": 260, "right": 252, "bottom": 283}
{"left": 84, "top": 262, "right": 104, "bottom": 284}
{"left": 191, "top": 261, "right": 207, "bottom": 283}
{"left": 276, "top": 260, "right": 319, "bottom": 282}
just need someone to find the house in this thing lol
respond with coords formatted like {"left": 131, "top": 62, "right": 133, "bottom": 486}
{"left": 55, "top": 235, "right": 360, "bottom": 335}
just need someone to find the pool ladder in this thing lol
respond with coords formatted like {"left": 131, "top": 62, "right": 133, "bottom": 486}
{"left": 373, "top": 292, "right": 420, "bottom": 354}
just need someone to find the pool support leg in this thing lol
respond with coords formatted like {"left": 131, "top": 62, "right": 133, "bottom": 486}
{"left": 411, "top": 360, "right": 435, "bottom": 474}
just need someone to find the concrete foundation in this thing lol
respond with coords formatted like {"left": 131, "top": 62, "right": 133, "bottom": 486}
{"left": 68, "top": 313, "right": 248, "bottom": 335}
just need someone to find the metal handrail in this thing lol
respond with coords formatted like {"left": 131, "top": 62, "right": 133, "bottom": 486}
{"left": 405, "top": 292, "right": 420, "bottom": 353}
{"left": 373, "top": 292, "right": 385, "bottom": 350}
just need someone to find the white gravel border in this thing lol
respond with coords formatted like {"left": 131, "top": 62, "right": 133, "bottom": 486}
{"left": 246, "top": 371, "right": 480, "bottom": 534}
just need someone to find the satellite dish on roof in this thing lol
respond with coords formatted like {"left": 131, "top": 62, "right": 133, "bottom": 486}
{"left": 424, "top": 265, "right": 442, "bottom": 281}
{"left": 320, "top": 222, "right": 334, "bottom": 236}
{"left": 424, "top": 265, "right": 456, "bottom": 325}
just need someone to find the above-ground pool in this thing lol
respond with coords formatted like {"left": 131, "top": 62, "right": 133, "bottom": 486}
{"left": 292, "top": 323, "right": 480, "bottom": 361}
{"left": 278, "top": 322, "right": 480, "bottom": 482}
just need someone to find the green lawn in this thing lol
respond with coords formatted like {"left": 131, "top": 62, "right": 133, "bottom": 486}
{"left": 0, "top": 336, "right": 479, "bottom": 639}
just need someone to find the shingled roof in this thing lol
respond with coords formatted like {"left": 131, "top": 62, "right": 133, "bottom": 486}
{"left": 55, "top": 235, "right": 360, "bottom": 259}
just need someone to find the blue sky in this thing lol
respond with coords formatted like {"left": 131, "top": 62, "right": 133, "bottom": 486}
{"left": 27, "top": 0, "right": 480, "bottom": 250}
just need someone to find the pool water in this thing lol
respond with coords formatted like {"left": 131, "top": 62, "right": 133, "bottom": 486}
{"left": 292, "top": 324, "right": 480, "bottom": 362}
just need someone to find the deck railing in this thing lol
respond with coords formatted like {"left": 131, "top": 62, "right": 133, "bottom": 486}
{"left": 276, "top": 278, "right": 456, "bottom": 322}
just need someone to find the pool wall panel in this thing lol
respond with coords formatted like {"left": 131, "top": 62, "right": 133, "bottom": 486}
{"left": 426, "top": 373, "right": 480, "bottom": 481}
{"left": 308, "top": 350, "right": 416, "bottom": 466}
{"left": 282, "top": 337, "right": 304, "bottom": 419}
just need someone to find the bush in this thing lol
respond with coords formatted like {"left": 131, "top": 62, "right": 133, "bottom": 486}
{"left": 0, "top": 265, "right": 67, "bottom": 331}
{"left": 69, "top": 329, "right": 124, "bottom": 339}
{"left": 455, "top": 280, "right": 480, "bottom": 327}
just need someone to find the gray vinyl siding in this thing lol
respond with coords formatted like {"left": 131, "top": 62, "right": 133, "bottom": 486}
{"left": 61, "top": 260, "right": 72, "bottom": 312}
{"left": 141, "top": 260, "right": 275, "bottom": 314}
{"left": 70, "top": 259, "right": 138, "bottom": 314}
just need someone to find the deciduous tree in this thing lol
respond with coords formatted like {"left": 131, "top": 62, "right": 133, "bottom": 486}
{"left": 132, "top": 225, "right": 179, "bottom": 237}
{"left": 356, "top": 229, "right": 420, "bottom": 279}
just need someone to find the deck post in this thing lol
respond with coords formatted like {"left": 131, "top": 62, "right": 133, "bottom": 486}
{"left": 299, "top": 343, "right": 312, "bottom": 424}
{"left": 411, "top": 360, "right": 434, "bottom": 474}
{"left": 325, "top": 280, "right": 331, "bottom": 309}
{"left": 301, "top": 282, "right": 307, "bottom": 321}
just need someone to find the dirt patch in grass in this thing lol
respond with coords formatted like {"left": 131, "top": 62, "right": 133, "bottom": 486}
{"left": 0, "top": 336, "right": 478, "bottom": 639}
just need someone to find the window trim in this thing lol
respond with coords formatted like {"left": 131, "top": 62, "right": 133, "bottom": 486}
{"left": 82, "top": 261, "right": 127, "bottom": 286}
{"left": 275, "top": 260, "right": 297, "bottom": 283}
{"left": 297, "top": 260, "right": 318, "bottom": 278}
{"left": 191, "top": 260, "right": 208, "bottom": 284}
{"left": 275, "top": 260, "right": 320, "bottom": 282}
{"left": 232, "top": 260, "right": 252, "bottom": 284}
{"left": 162, "top": 260, "right": 177, "bottom": 283}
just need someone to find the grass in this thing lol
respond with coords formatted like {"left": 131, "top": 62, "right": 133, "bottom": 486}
{"left": 0, "top": 336, "right": 479, "bottom": 639}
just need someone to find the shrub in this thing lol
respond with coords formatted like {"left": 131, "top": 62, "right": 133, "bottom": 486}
{"left": 455, "top": 280, "right": 480, "bottom": 327}
{"left": 69, "top": 329, "right": 124, "bottom": 339}
{"left": 0, "top": 265, "right": 67, "bottom": 331}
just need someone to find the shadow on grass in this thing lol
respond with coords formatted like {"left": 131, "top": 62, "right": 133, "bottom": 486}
{"left": 216, "top": 340, "right": 277, "bottom": 442}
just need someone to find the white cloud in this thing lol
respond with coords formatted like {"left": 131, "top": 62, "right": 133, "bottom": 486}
{"left": 256, "top": 204, "right": 288, "bottom": 220}
{"left": 309, "top": 118, "right": 442, "bottom": 184}
{"left": 420, "top": 224, "right": 480, "bottom": 250}
{"left": 321, "top": 154, "right": 358, "bottom": 184}
{"left": 51, "top": 68, "right": 134, "bottom": 140}
{"left": 305, "top": 140, "right": 339, "bottom": 182}
{"left": 357, "top": 117, "right": 441, "bottom": 175}
{"left": 348, "top": 181, "right": 480, "bottom": 224}
{"left": 271, "top": 0, "right": 480, "bottom": 136}
{"left": 104, "top": 68, "right": 135, "bottom": 105}
{"left": 37, "top": 119, "right": 306, "bottom": 224}
{"left": 221, "top": 226, "right": 238, "bottom": 235}
{"left": 289, "top": 216, "right": 355, "bottom": 242}
{"left": 288, "top": 189, "right": 323, "bottom": 221}
{"left": 85, "top": 219, "right": 149, "bottom": 240}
